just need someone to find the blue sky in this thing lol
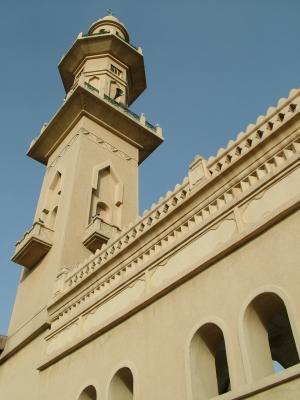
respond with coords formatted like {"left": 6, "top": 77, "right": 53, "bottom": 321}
{"left": 1, "top": 0, "right": 300, "bottom": 334}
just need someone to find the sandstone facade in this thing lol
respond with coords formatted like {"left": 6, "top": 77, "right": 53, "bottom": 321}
{"left": 0, "top": 14, "right": 300, "bottom": 400}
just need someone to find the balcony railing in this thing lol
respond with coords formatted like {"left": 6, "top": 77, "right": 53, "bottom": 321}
{"left": 81, "top": 30, "right": 139, "bottom": 51}
{"left": 84, "top": 82, "right": 99, "bottom": 94}
{"left": 82, "top": 29, "right": 110, "bottom": 38}
{"left": 104, "top": 94, "right": 140, "bottom": 120}
{"left": 146, "top": 121, "right": 156, "bottom": 130}
{"left": 81, "top": 82, "right": 162, "bottom": 136}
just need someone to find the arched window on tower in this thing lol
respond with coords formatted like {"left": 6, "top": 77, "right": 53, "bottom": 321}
{"left": 88, "top": 76, "right": 100, "bottom": 92}
{"left": 109, "top": 80, "right": 124, "bottom": 103}
{"left": 190, "top": 323, "right": 231, "bottom": 399}
{"left": 95, "top": 201, "right": 111, "bottom": 224}
{"left": 89, "top": 163, "right": 123, "bottom": 229}
{"left": 78, "top": 385, "right": 97, "bottom": 400}
{"left": 42, "top": 170, "right": 62, "bottom": 229}
{"left": 109, "top": 367, "right": 134, "bottom": 400}
{"left": 49, "top": 206, "right": 58, "bottom": 229}
{"left": 244, "top": 292, "right": 299, "bottom": 380}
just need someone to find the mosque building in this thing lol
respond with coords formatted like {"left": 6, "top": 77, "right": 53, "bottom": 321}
{"left": 0, "top": 13, "right": 300, "bottom": 400}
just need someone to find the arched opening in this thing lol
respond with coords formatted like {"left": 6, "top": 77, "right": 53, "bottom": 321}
{"left": 245, "top": 292, "right": 299, "bottom": 380}
{"left": 109, "top": 80, "right": 124, "bottom": 103}
{"left": 109, "top": 367, "right": 133, "bottom": 400}
{"left": 273, "top": 360, "right": 284, "bottom": 372}
{"left": 89, "top": 163, "right": 123, "bottom": 228}
{"left": 190, "top": 323, "right": 231, "bottom": 400}
{"left": 95, "top": 201, "right": 111, "bottom": 224}
{"left": 78, "top": 385, "right": 97, "bottom": 400}
{"left": 50, "top": 170, "right": 62, "bottom": 192}
{"left": 43, "top": 170, "right": 62, "bottom": 228}
{"left": 88, "top": 76, "right": 100, "bottom": 91}
{"left": 49, "top": 206, "right": 58, "bottom": 229}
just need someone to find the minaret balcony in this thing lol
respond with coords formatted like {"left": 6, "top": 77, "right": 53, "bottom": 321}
{"left": 28, "top": 83, "right": 163, "bottom": 165}
{"left": 12, "top": 222, "right": 54, "bottom": 268}
{"left": 72, "top": 81, "right": 161, "bottom": 135}
{"left": 81, "top": 31, "right": 141, "bottom": 53}
{"left": 83, "top": 216, "right": 119, "bottom": 253}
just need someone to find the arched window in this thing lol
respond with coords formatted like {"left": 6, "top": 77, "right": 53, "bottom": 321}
{"left": 89, "top": 163, "right": 123, "bottom": 228}
{"left": 78, "top": 385, "right": 97, "bottom": 400}
{"left": 190, "top": 323, "right": 231, "bottom": 399}
{"left": 109, "top": 367, "right": 134, "bottom": 400}
{"left": 88, "top": 76, "right": 100, "bottom": 91}
{"left": 49, "top": 206, "right": 58, "bottom": 229}
{"left": 95, "top": 201, "right": 111, "bottom": 224}
{"left": 244, "top": 292, "right": 299, "bottom": 380}
{"left": 273, "top": 360, "right": 284, "bottom": 372}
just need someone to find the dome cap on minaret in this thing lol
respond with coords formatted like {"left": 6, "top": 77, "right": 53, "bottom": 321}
{"left": 88, "top": 12, "right": 130, "bottom": 42}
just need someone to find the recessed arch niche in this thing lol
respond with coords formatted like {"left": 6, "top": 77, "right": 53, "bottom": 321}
{"left": 89, "top": 162, "right": 123, "bottom": 229}
{"left": 190, "top": 323, "right": 231, "bottom": 399}
{"left": 78, "top": 385, "right": 97, "bottom": 400}
{"left": 244, "top": 292, "right": 299, "bottom": 380}
{"left": 108, "top": 367, "right": 134, "bottom": 400}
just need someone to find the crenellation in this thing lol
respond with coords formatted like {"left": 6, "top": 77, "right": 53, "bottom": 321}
{"left": 206, "top": 89, "right": 300, "bottom": 177}
{"left": 47, "top": 130, "right": 300, "bottom": 334}
{"left": 44, "top": 180, "right": 300, "bottom": 361}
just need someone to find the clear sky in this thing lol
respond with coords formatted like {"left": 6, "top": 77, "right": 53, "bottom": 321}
{"left": 1, "top": 0, "right": 300, "bottom": 334}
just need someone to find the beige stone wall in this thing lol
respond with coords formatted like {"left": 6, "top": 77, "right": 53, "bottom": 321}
{"left": 1, "top": 208, "right": 300, "bottom": 399}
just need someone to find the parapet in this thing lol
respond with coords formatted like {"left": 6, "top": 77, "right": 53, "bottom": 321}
{"left": 51, "top": 87, "right": 300, "bottom": 302}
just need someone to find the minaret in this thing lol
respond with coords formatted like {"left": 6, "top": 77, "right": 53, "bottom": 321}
{"left": 8, "top": 14, "right": 163, "bottom": 343}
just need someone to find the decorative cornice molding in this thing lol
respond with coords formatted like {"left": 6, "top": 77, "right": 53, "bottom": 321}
{"left": 84, "top": 129, "right": 137, "bottom": 165}
{"left": 50, "top": 87, "right": 300, "bottom": 306}
{"left": 49, "top": 132, "right": 300, "bottom": 327}
{"left": 47, "top": 133, "right": 80, "bottom": 171}
{"left": 47, "top": 128, "right": 137, "bottom": 172}
{"left": 205, "top": 88, "right": 300, "bottom": 175}
{"left": 42, "top": 185, "right": 300, "bottom": 369}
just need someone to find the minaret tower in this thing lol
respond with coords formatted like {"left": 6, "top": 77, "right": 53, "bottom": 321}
{"left": 7, "top": 14, "right": 163, "bottom": 346}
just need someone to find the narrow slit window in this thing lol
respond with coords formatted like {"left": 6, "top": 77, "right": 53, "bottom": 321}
{"left": 110, "top": 64, "right": 122, "bottom": 77}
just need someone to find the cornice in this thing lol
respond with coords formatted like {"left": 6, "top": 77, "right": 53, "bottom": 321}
{"left": 205, "top": 88, "right": 300, "bottom": 176}
{"left": 48, "top": 137, "right": 300, "bottom": 329}
{"left": 47, "top": 128, "right": 137, "bottom": 172}
{"left": 27, "top": 84, "right": 163, "bottom": 165}
{"left": 22, "top": 86, "right": 299, "bottom": 370}
{"left": 41, "top": 164, "right": 300, "bottom": 369}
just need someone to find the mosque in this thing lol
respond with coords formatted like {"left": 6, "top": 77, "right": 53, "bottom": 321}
{"left": 0, "top": 13, "right": 300, "bottom": 400}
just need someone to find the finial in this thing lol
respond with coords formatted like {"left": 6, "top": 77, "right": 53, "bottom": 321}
{"left": 107, "top": 8, "right": 113, "bottom": 16}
